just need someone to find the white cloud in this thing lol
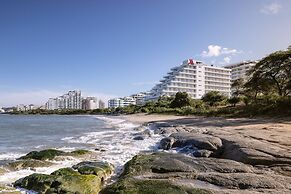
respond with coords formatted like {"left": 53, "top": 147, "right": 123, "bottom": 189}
{"left": 223, "top": 56, "right": 231, "bottom": 64}
{"left": 201, "top": 45, "right": 241, "bottom": 57}
{"left": 260, "top": 3, "right": 282, "bottom": 15}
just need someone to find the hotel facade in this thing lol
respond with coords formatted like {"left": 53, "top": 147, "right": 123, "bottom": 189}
{"left": 224, "top": 60, "right": 258, "bottom": 81}
{"left": 146, "top": 59, "right": 231, "bottom": 100}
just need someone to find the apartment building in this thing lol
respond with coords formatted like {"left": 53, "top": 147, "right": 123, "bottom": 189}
{"left": 108, "top": 96, "right": 136, "bottom": 108}
{"left": 45, "top": 90, "right": 82, "bottom": 110}
{"left": 224, "top": 60, "right": 258, "bottom": 81}
{"left": 82, "top": 97, "right": 98, "bottom": 110}
{"left": 146, "top": 59, "right": 231, "bottom": 100}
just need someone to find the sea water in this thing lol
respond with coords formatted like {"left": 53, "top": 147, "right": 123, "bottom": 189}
{"left": 0, "top": 114, "right": 162, "bottom": 186}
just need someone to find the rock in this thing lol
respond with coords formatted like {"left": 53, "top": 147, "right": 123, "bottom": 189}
{"left": 160, "top": 137, "right": 175, "bottom": 150}
{"left": 170, "top": 133, "right": 223, "bottom": 151}
{"left": 221, "top": 137, "right": 291, "bottom": 166}
{"left": 14, "top": 161, "right": 114, "bottom": 194}
{"left": 72, "top": 161, "right": 114, "bottom": 177}
{"left": 101, "top": 178, "right": 212, "bottom": 194}
{"left": 6, "top": 159, "right": 53, "bottom": 171}
{"left": 95, "top": 148, "right": 106, "bottom": 152}
{"left": 19, "top": 149, "right": 65, "bottom": 160}
{"left": 193, "top": 150, "right": 213, "bottom": 158}
{"left": 133, "top": 135, "right": 145, "bottom": 140}
{"left": 18, "top": 149, "right": 91, "bottom": 161}
{"left": 197, "top": 173, "right": 285, "bottom": 189}
{"left": 101, "top": 152, "right": 291, "bottom": 193}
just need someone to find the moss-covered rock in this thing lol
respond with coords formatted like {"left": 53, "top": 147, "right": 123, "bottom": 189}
{"left": 14, "top": 161, "right": 113, "bottom": 194}
{"left": 18, "top": 149, "right": 92, "bottom": 161}
{"left": 6, "top": 159, "right": 53, "bottom": 170}
{"left": 73, "top": 161, "right": 114, "bottom": 176}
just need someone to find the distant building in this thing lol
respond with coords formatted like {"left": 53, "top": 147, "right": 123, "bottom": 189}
{"left": 45, "top": 90, "right": 82, "bottom": 110}
{"left": 98, "top": 100, "right": 105, "bottom": 109}
{"left": 131, "top": 92, "right": 147, "bottom": 106}
{"left": 108, "top": 98, "right": 124, "bottom": 108}
{"left": 16, "top": 104, "right": 37, "bottom": 111}
{"left": 82, "top": 97, "right": 98, "bottom": 110}
{"left": 146, "top": 59, "right": 231, "bottom": 101}
{"left": 0, "top": 108, "right": 4, "bottom": 113}
{"left": 108, "top": 96, "right": 136, "bottom": 108}
{"left": 224, "top": 60, "right": 258, "bottom": 81}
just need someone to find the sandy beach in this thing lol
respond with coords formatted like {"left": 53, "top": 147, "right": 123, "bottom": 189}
{"left": 123, "top": 113, "right": 291, "bottom": 147}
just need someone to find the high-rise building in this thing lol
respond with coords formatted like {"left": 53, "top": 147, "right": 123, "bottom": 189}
{"left": 224, "top": 60, "right": 258, "bottom": 81}
{"left": 45, "top": 90, "right": 82, "bottom": 110}
{"left": 82, "top": 97, "right": 98, "bottom": 110}
{"left": 146, "top": 59, "right": 231, "bottom": 100}
{"left": 98, "top": 100, "right": 105, "bottom": 109}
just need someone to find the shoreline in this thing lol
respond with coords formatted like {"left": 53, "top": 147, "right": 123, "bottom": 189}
{"left": 2, "top": 114, "right": 291, "bottom": 193}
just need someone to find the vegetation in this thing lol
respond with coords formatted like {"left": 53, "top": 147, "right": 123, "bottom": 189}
{"left": 11, "top": 46, "right": 291, "bottom": 118}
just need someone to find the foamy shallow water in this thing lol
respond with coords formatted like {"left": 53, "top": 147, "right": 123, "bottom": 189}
{"left": 0, "top": 115, "right": 163, "bottom": 192}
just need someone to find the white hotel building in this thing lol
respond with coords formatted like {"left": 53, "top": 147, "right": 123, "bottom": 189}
{"left": 224, "top": 60, "right": 258, "bottom": 81}
{"left": 146, "top": 59, "right": 231, "bottom": 100}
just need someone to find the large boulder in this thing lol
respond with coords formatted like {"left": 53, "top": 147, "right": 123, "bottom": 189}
{"left": 14, "top": 161, "right": 113, "bottom": 194}
{"left": 100, "top": 152, "right": 258, "bottom": 193}
{"left": 197, "top": 173, "right": 286, "bottom": 189}
{"left": 221, "top": 137, "right": 291, "bottom": 166}
{"left": 6, "top": 159, "right": 53, "bottom": 171}
{"left": 18, "top": 149, "right": 91, "bottom": 161}
{"left": 170, "top": 133, "right": 222, "bottom": 151}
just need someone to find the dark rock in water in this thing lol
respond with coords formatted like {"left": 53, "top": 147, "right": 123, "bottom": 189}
{"left": 193, "top": 150, "right": 213, "bottom": 158}
{"left": 133, "top": 135, "right": 145, "bottom": 140}
{"left": 18, "top": 149, "right": 91, "bottom": 161}
{"left": 170, "top": 133, "right": 222, "bottom": 152}
{"left": 95, "top": 148, "right": 106, "bottom": 152}
{"left": 19, "top": 149, "right": 65, "bottom": 160}
{"left": 6, "top": 159, "right": 53, "bottom": 171}
{"left": 14, "top": 161, "right": 114, "bottom": 194}
{"left": 160, "top": 137, "right": 175, "bottom": 150}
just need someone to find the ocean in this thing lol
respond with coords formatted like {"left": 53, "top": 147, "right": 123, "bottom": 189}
{"left": 0, "top": 114, "right": 162, "bottom": 186}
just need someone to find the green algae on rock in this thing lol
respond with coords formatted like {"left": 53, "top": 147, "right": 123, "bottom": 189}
{"left": 18, "top": 149, "right": 91, "bottom": 161}
{"left": 14, "top": 161, "right": 113, "bottom": 194}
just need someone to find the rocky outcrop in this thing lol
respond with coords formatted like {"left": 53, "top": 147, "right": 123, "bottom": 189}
{"left": 6, "top": 159, "right": 53, "bottom": 171}
{"left": 18, "top": 149, "right": 91, "bottom": 161}
{"left": 100, "top": 152, "right": 291, "bottom": 193}
{"left": 220, "top": 136, "right": 291, "bottom": 166}
{"left": 160, "top": 133, "right": 222, "bottom": 157}
{"left": 14, "top": 161, "right": 113, "bottom": 194}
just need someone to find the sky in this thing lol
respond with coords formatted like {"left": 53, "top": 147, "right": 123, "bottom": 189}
{"left": 0, "top": 0, "right": 291, "bottom": 107}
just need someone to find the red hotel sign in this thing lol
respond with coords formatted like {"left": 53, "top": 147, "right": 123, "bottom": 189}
{"left": 187, "top": 59, "right": 196, "bottom": 65}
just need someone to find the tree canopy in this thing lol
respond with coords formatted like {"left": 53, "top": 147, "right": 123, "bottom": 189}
{"left": 245, "top": 49, "right": 291, "bottom": 97}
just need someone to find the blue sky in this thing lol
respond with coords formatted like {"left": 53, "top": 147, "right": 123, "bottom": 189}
{"left": 0, "top": 0, "right": 291, "bottom": 106}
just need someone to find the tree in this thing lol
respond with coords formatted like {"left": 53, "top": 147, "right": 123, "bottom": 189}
{"left": 231, "top": 78, "right": 245, "bottom": 96}
{"left": 170, "top": 92, "right": 191, "bottom": 108}
{"left": 202, "top": 91, "right": 226, "bottom": 106}
{"left": 245, "top": 49, "right": 291, "bottom": 97}
{"left": 228, "top": 96, "right": 241, "bottom": 107}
